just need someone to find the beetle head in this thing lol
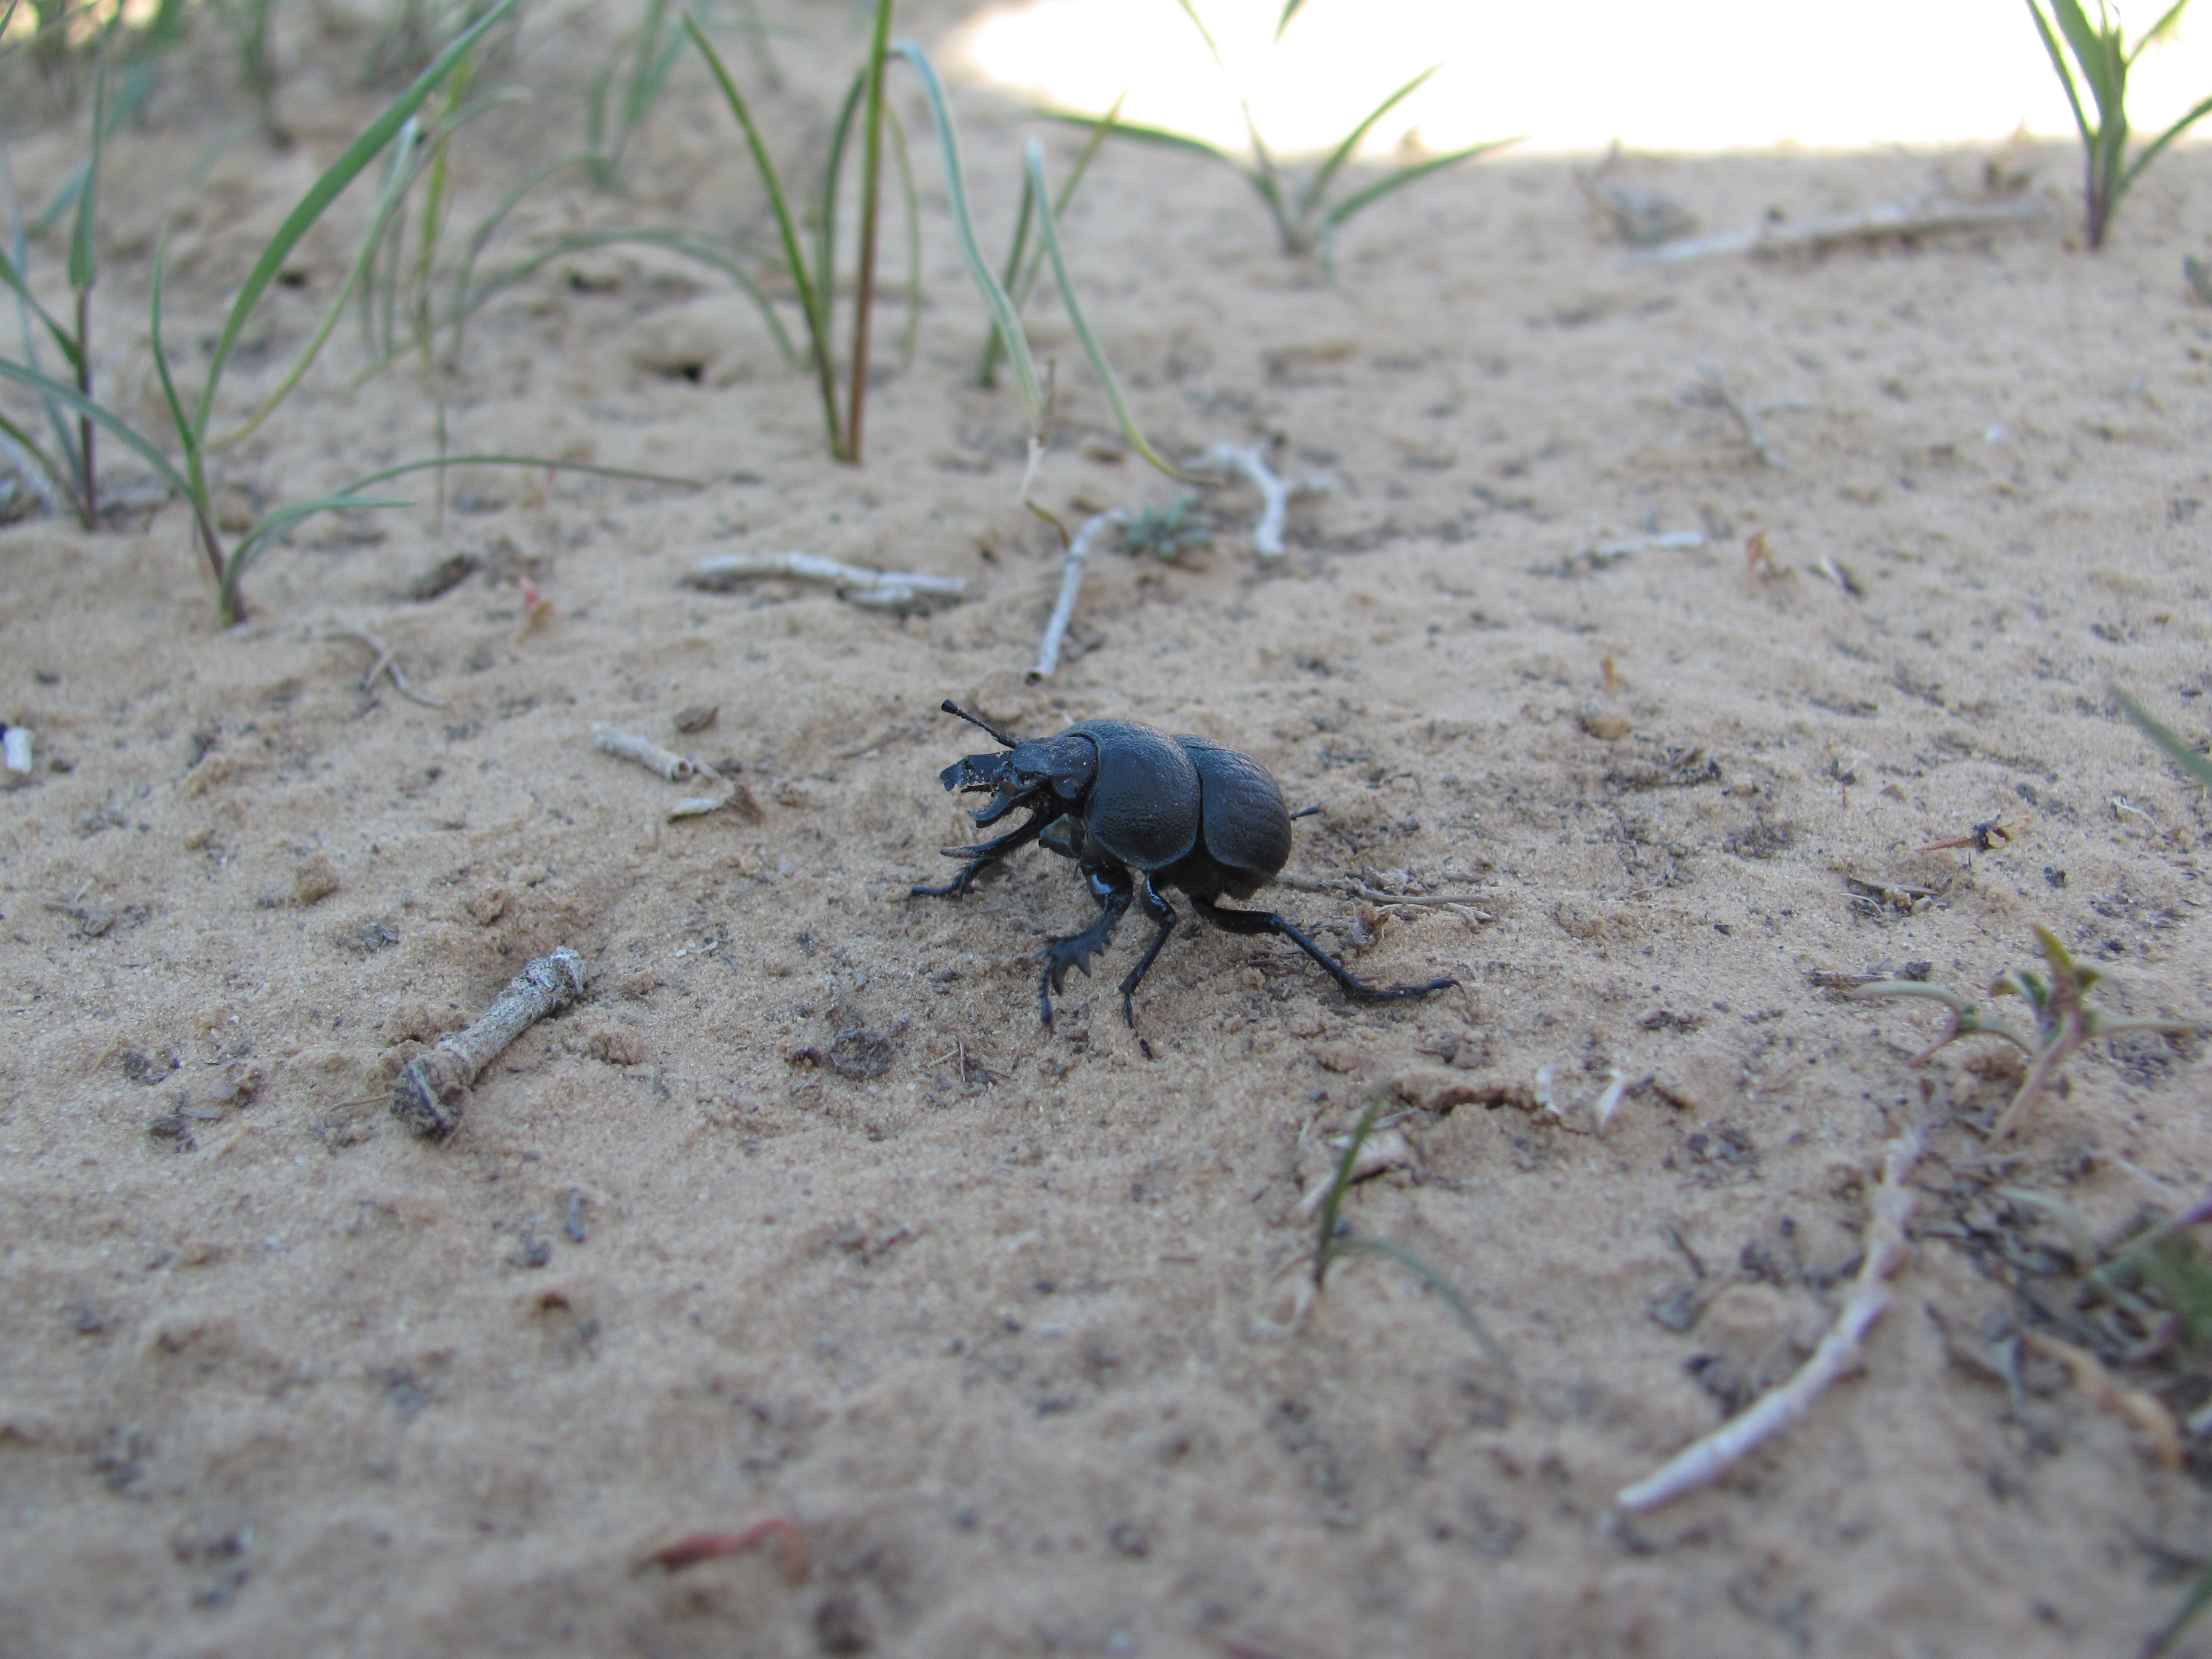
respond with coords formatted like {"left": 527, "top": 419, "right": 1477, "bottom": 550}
{"left": 936, "top": 703, "right": 1098, "bottom": 828}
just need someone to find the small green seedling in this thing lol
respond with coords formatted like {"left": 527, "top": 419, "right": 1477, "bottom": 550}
{"left": 2026, "top": 0, "right": 2212, "bottom": 249}
{"left": 1119, "top": 495, "right": 1212, "bottom": 561}
{"left": 685, "top": 2, "right": 912, "bottom": 463}
{"left": 1853, "top": 925, "right": 2196, "bottom": 1140}
{"left": 1310, "top": 1096, "right": 1509, "bottom": 1371}
{"left": 0, "top": 0, "right": 691, "bottom": 623}
{"left": 1067, "top": 2, "right": 1513, "bottom": 276}
{"left": 0, "top": 19, "right": 113, "bottom": 531}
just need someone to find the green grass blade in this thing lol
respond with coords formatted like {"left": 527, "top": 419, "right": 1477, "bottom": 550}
{"left": 2122, "top": 92, "right": 2212, "bottom": 192}
{"left": 887, "top": 102, "right": 921, "bottom": 370}
{"left": 340, "top": 452, "right": 702, "bottom": 493}
{"left": 1240, "top": 103, "right": 1296, "bottom": 246}
{"left": 984, "top": 93, "right": 1124, "bottom": 389}
{"left": 1298, "top": 64, "right": 1438, "bottom": 220}
{"left": 443, "top": 228, "right": 795, "bottom": 365}
{"left": 0, "top": 356, "right": 189, "bottom": 501}
{"left": 1037, "top": 109, "right": 1240, "bottom": 169}
{"left": 1274, "top": 0, "right": 1307, "bottom": 40}
{"left": 685, "top": 12, "right": 837, "bottom": 447}
{"left": 1313, "top": 1097, "right": 1382, "bottom": 1285}
{"left": 1017, "top": 92, "right": 1122, "bottom": 309}
{"left": 224, "top": 492, "right": 409, "bottom": 585}
{"left": 815, "top": 69, "right": 866, "bottom": 373}
{"left": 978, "top": 167, "right": 1033, "bottom": 389}
{"left": 2134, "top": 0, "right": 2195, "bottom": 60}
{"left": 0, "top": 405, "right": 81, "bottom": 518}
{"left": 1175, "top": 0, "right": 1226, "bottom": 71}
{"left": 2028, "top": 1, "right": 2097, "bottom": 146}
{"left": 69, "top": 29, "right": 106, "bottom": 295}
{"left": 192, "top": 0, "right": 515, "bottom": 447}
{"left": 226, "top": 126, "right": 432, "bottom": 444}
{"left": 1332, "top": 1235, "right": 1510, "bottom": 1370}
{"left": 1024, "top": 138, "right": 1203, "bottom": 481}
{"left": 0, "top": 248, "right": 82, "bottom": 372}
{"left": 447, "top": 148, "right": 591, "bottom": 369}
{"left": 2115, "top": 686, "right": 2212, "bottom": 788}
{"left": 2143, "top": 1559, "right": 2212, "bottom": 1658}
{"left": 1321, "top": 135, "right": 1517, "bottom": 230}
{"left": 1318, "top": 135, "right": 1517, "bottom": 276}
{"left": 892, "top": 41, "right": 1045, "bottom": 436}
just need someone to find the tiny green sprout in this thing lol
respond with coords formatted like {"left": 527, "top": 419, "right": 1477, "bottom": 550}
{"left": 2026, "top": 0, "right": 2212, "bottom": 249}
{"left": 1119, "top": 495, "right": 1213, "bottom": 561}
{"left": 1310, "top": 1095, "right": 1510, "bottom": 1373}
{"left": 1063, "top": 4, "right": 1513, "bottom": 278}
{"left": 1853, "top": 925, "right": 2196, "bottom": 1141}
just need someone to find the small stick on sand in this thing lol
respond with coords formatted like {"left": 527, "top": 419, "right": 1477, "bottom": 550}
{"left": 2020, "top": 1330, "right": 2182, "bottom": 1469}
{"left": 327, "top": 628, "right": 446, "bottom": 708}
{"left": 1617, "top": 1130, "right": 1922, "bottom": 1512}
{"left": 390, "top": 948, "right": 589, "bottom": 1138}
{"left": 691, "top": 551, "right": 965, "bottom": 610}
{"left": 1198, "top": 443, "right": 1326, "bottom": 558}
{"left": 1696, "top": 363, "right": 1788, "bottom": 470}
{"left": 594, "top": 723, "right": 701, "bottom": 783}
{"left": 1626, "top": 195, "right": 2043, "bottom": 266}
{"left": 1030, "top": 509, "right": 1130, "bottom": 681}
{"left": 638, "top": 1517, "right": 808, "bottom": 1584}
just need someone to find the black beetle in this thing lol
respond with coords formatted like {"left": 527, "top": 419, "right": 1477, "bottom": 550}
{"left": 911, "top": 700, "right": 1455, "bottom": 1029}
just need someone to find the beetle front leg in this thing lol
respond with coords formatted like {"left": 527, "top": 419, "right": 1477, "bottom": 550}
{"left": 1114, "top": 876, "right": 1179, "bottom": 1029}
{"left": 910, "top": 808, "right": 1052, "bottom": 898}
{"left": 1190, "top": 896, "right": 1456, "bottom": 1002}
{"left": 1038, "top": 866, "right": 1133, "bottom": 1025}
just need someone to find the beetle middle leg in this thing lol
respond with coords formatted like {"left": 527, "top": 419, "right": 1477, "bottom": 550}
{"left": 1038, "top": 866, "right": 1134, "bottom": 1025}
{"left": 1114, "top": 876, "right": 1179, "bottom": 1030}
{"left": 1189, "top": 896, "right": 1455, "bottom": 1002}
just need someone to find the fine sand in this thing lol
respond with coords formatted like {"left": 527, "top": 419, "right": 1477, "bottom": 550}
{"left": 4, "top": 5, "right": 2212, "bottom": 1655}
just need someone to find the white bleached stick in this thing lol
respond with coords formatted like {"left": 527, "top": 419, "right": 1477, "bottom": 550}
{"left": 390, "top": 948, "right": 590, "bottom": 1138}
{"left": 1030, "top": 509, "right": 1129, "bottom": 681}
{"left": 692, "top": 551, "right": 964, "bottom": 609}
{"left": 1616, "top": 1131, "right": 1922, "bottom": 1512}
{"left": 593, "top": 723, "right": 702, "bottom": 783}
{"left": 1199, "top": 443, "right": 1326, "bottom": 558}
{"left": 1626, "top": 196, "right": 2043, "bottom": 266}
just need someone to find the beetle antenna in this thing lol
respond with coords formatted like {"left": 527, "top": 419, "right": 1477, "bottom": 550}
{"left": 941, "top": 699, "right": 1019, "bottom": 749}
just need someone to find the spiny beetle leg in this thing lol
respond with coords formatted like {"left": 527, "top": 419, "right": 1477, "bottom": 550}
{"left": 1191, "top": 897, "right": 1456, "bottom": 1002}
{"left": 1037, "top": 869, "right": 1132, "bottom": 1024}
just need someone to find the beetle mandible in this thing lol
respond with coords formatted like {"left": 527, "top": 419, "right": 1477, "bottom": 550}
{"left": 911, "top": 700, "right": 1456, "bottom": 1030}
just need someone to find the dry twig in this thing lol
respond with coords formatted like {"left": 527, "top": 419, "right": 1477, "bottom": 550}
{"left": 638, "top": 1517, "right": 808, "bottom": 1583}
{"left": 690, "top": 550, "right": 964, "bottom": 609}
{"left": 1617, "top": 1131, "right": 1921, "bottom": 1512}
{"left": 1030, "top": 508, "right": 1128, "bottom": 680}
{"left": 390, "top": 949, "right": 589, "bottom": 1138}
{"left": 1695, "top": 363, "right": 1788, "bottom": 470}
{"left": 2020, "top": 1329, "right": 2182, "bottom": 1469}
{"left": 326, "top": 628, "right": 445, "bottom": 708}
{"left": 1626, "top": 195, "right": 2043, "bottom": 266}
{"left": 1198, "top": 442, "right": 1326, "bottom": 558}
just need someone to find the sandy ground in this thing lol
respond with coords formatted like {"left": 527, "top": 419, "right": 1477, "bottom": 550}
{"left": 4, "top": 5, "right": 2212, "bottom": 1655}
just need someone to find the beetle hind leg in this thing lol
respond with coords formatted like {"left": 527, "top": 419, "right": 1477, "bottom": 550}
{"left": 1191, "top": 896, "right": 1455, "bottom": 1002}
{"left": 1037, "top": 868, "right": 1133, "bottom": 1025}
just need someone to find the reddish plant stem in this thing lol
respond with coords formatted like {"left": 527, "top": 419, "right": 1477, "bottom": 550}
{"left": 842, "top": 0, "right": 894, "bottom": 463}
